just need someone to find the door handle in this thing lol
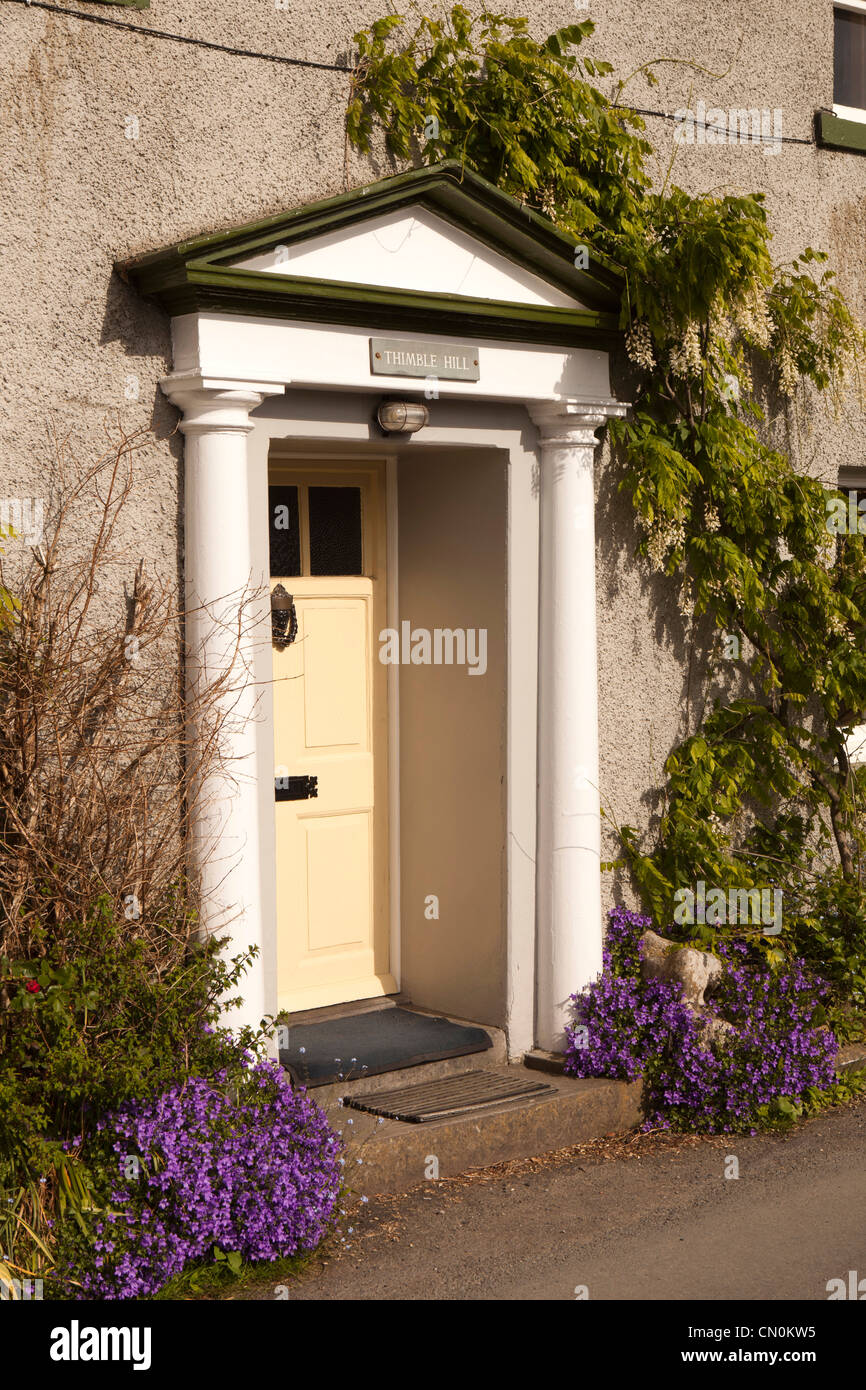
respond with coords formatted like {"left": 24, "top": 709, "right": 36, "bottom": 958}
{"left": 275, "top": 775, "right": 318, "bottom": 802}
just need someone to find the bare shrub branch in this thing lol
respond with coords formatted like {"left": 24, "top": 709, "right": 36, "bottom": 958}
{"left": 0, "top": 428, "right": 262, "bottom": 976}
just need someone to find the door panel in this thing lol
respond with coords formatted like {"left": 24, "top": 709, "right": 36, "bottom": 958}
{"left": 271, "top": 463, "right": 393, "bottom": 1012}
{"left": 305, "top": 814, "right": 372, "bottom": 952}
{"left": 302, "top": 603, "right": 368, "bottom": 750}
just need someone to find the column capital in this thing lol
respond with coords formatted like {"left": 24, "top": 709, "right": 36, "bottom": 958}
{"left": 530, "top": 397, "right": 629, "bottom": 448}
{"left": 160, "top": 373, "right": 285, "bottom": 435}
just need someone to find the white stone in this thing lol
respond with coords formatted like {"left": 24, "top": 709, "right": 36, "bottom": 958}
{"left": 639, "top": 929, "right": 724, "bottom": 1008}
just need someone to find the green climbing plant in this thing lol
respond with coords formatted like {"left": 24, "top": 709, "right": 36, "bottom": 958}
{"left": 347, "top": 8, "right": 866, "bottom": 1007}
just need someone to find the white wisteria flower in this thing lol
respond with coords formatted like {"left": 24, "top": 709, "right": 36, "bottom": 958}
{"left": 647, "top": 515, "right": 687, "bottom": 571}
{"left": 778, "top": 345, "right": 799, "bottom": 396}
{"left": 736, "top": 286, "right": 774, "bottom": 349}
{"left": 626, "top": 321, "right": 656, "bottom": 371}
{"left": 669, "top": 322, "right": 702, "bottom": 377}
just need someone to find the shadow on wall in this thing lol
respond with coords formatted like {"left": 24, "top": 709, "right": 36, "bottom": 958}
{"left": 596, "top": 346, "right": 752, "bottom": 834}
{"left": 98, "top": 267, "right": 186, "bottom": 581}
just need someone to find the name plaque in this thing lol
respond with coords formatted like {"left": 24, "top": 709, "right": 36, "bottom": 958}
{"left": 370, "top": 337, "right": 480, "bottom": 382}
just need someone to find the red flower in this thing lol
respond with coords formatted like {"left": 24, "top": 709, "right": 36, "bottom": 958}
{"left": 24, "top": 980, "right": 40, "bottom": 994}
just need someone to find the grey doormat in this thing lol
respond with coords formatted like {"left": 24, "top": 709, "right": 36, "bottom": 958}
{"left": 345, "top": 1069, "right": 556, "bottom": 1123}
{"left": 279, "top": 1007, "right": 492, "bottom": 1087}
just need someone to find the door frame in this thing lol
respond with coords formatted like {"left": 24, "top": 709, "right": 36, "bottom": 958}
{"left": 267, "top": 447, "right": 402, "bottom": 999}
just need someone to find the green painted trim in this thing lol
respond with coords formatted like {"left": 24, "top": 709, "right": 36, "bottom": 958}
{"left": 203, "top": 174, "right": 621, "bottom": 306}
{"left": 121, "top": 161, "right": 625, "bottom": 328}
{"left": 815, "top": 109, "right": 866, "bottom": 154}
{"left": 147, "top": 263, "right": 621, "bottom": 348}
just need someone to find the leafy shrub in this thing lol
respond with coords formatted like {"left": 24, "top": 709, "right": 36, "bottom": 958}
{"left": 66, "top": 1061, "right": 342, "bottom": 1299}
{"left": 0, "top": 899, "right": 263, "bottom": 1289}
{"left": 783, "top": 863, "right": 866, "bottom": 1010}
{"left": 0, "top": 900, "right": 256, "bottom": 1172}
{"left": 565, "top": 906, "right": 838, "bottom": 1133}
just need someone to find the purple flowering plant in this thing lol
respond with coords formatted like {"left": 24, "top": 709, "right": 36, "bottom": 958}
{"left": 565, "top": 905, "right": 838, "bottom": 1133}
{"left": 68, "top": 1057, "right": 342, "bottom": 1299}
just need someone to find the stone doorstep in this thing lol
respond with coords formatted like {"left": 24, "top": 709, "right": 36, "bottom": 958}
{"left": 283, "top": 997, "right": 397, "bottom": 1029}
{"left": 297, "top": 1011, "right": 507, "bottom": 1108}
{"left": 523, "top": 1048, "right": 567, "bottom": 1076}
{"left": 328, "top": 1040, "right": 866, "bottom": 1198}
{"left": 331, "top": 1068, "right": 643, "bottom": 1198}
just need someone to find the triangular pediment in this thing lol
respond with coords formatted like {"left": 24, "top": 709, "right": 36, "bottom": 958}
{"left": 230, "top": 204, "right": 589, "bottom": 310}
{"left": 120, "top": 162, "right": 623, "bottom": 348}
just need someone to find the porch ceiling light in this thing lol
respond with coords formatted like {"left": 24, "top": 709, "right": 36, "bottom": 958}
{"left": 377, "top": 400, "right": 429, "bottom": 435}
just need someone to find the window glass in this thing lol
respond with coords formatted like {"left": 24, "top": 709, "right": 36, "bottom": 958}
{"left": 308, "top": 486, "right": 363, "bottom": 575}
{"left": 268, "top": 485, "right": 301, "bottom": 577}
{"left": 835, "top": 8, "right": 866, "bottom": 108}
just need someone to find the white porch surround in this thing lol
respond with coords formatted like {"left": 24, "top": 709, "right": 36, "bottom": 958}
{"left": 161, "top": 371, "right": 626, "bottom": 1050}
{"left": 161, "top": 374, "right": 284, "bottom": 1037}
{"left": 531, "top": 400, "right": 628, "bottom": 1051}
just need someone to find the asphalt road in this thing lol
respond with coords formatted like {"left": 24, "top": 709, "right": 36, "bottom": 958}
{"left": 258, "top": 1098, "right": 866, "bottom": 1301}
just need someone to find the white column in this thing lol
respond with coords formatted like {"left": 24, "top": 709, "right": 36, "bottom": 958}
{"left": 162, "top": 374, "right": 278, "bottom": 1040}
{"left": 531, "top": 398, "right": 627, "bottom": 1052}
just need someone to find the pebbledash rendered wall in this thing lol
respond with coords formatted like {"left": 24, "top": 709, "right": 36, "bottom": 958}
{"left": 1, "top": 0, "right": 864, "bottom": 930}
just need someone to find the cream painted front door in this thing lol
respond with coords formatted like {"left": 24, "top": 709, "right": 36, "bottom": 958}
{"left": 270, "top": 461, "right": 394, "bottom": 1013}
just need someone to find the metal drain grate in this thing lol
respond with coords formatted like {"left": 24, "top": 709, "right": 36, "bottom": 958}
{"left": 345, "top": 1069, "right": 556, "bottom": 1123}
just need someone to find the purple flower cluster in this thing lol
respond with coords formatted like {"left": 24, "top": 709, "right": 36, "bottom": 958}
{"left": 78, "top": 1059, "right": 342, "bottom": 1298}
{"left": 564, "top": 906, "right": 837, "bottom": 1133}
